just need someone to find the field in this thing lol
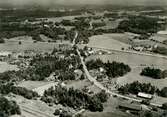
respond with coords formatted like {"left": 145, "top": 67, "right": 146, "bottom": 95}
{"left": 87, "top": 34, "right": 131, "bottom": 51}
{"left": 0, "top": 36, "right": 70, "bottom": 52}
{"left": 0, "top": 62, "right": 18, "bottom": 73}
{"left": 151, "top": 34, "right": 167, "bottom": 43}
{"left": 39, "top": 15, "right": 81, "bottom": 23}
{"left": 18, "top": 81, "right": 56, "bottom": 90}
{"left": 82, "top": 111, "right": 134, "bottom": 117}
{"left": 87, "top": 51, "right": 167, "bottom": 89}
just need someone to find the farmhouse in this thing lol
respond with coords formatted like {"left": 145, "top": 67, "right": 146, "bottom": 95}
{"left": 137, "top": 92, "right": 153, "bottom": 99}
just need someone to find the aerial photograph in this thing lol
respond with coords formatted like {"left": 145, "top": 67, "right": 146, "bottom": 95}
{"left": 0, "top": 0, "right": 167, "bottom": 117}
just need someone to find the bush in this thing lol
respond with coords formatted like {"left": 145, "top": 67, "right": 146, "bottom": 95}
{"left": 54, "top": 109, "right": 60, "bottom": 116}
{"left": 162, "top": 103, "right": 167, "bottom": 110}
{"left": 141, "top": 67, "right": 167, "bottom": 79}
{"left": 0, "top": 39, "right": 5, "bottom": 43}
{"left": 160, "top": 87, "right": 167, "bottom": 97}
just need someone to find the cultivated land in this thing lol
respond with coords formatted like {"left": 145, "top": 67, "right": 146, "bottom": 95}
{"left": 0, "top": 36, "right": 70, "bottom": 52}
{"left": 1, "top": 6, "right": 167, "bottom": 117}
{"left": 87, "top": 34, "right": 131, "bottom": 51}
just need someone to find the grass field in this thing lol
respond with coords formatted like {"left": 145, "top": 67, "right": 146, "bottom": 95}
{"left": 82, "top": 111, "right": 134, "bottom": 117}
{"left": 0, "top": 62, "right": 18, "bottom": 73}
{"left": 18, "top": 81, "right": 55, "bottom": 90}
{"left": 0, "top": 36, "right": 70, "bottom": 52}
{"left": 87, "top": 51, "right": 167, "bottom": 89}
{"left": 88, "top": 34, "right": 131, "bottom": 51}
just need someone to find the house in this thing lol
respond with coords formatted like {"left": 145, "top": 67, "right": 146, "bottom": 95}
{"left": 137, "top": 92, "right": 153, "bottom": 99}
{"left": 133, "top": 46, "right": 144, "bottom": 51}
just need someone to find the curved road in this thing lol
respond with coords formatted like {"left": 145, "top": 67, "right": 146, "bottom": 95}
{"left": 74, "top": 31, "right": 162, "bottom": 107}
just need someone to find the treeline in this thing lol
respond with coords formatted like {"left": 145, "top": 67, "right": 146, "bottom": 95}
{"left": 0, "top": 83, "right": 38, "bottom": 99}
{"left": 0, "top": 96, "right": 21, "bottom": 117}
{"left": 41, "top": 86, "right": 108, "bottom": 112}
{"left": 92, "top": 22, "right": 106, "bottom": 29}
{"left": 117, "top": 16, "right": 165, "bottom": 34}
{"left": 141, "top": 67, "right": 167, "bottom": 79}
{"left": 118, "top": 81, "right": 167, "bottom": 98}
{"left": 86, "top": 59, "right": 131, "bottom": 78}
{"left": 0, "top": 9, "right": 82, "bottom": 20}
{"left": 103, "top": 13, "right": 119, "bottom": 19}
{"left": 118, "top": 81, "right": 158, "bottom": 95}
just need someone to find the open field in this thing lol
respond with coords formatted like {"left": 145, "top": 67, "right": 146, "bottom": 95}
{"left": 0, "top": 62, "right": 18, "bottom": 73}
{"left": 18, "top": 81, "right": 56, "bottom": 90}
{"left": 151, "top": 34, "right": 167, "bottom": 43}
{"left": 0, "top": 36, "right": 70, "bottom": 52}
{"left": 87, "top": 33, "right": 167, "bottom": 50}
{"left": 39, "top": 15, "right": 83, "bottom": 23}
{"left": 82, "top": 111, "right": 135, "bottom": 117}
{"left": 7, "top": 95, "right": 56, "bottom": 117}
{"left": 87, "top": 34, "right": 131, "bottom": 51}
{"left": 66, "top": 79, "right": 101, "bottom": 94}
{"left": 87, "top": 51, "right": 167, "bottom": 89}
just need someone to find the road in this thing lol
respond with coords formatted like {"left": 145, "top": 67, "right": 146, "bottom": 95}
{"left": 86, "top": 46, "right": 167, "bottom": 60}
{"left": 74, "top": 31, "right": 162, "bottom": 107}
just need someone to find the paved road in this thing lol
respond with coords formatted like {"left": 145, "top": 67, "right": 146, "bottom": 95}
{"left": 74, "top": 31, "right": 162, "bottom": 108}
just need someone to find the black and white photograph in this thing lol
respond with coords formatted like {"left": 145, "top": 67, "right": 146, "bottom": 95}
{"left": 0, "top": 0, "right": 167, "bottom": 117}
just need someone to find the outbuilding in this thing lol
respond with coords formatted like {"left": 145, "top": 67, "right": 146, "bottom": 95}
{"left": 137, "top": 92, "right": 153, "bottom": 99}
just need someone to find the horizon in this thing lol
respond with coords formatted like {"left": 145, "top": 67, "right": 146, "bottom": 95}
{"left": 0, "top": 0, "right": 167, "bottom": 7}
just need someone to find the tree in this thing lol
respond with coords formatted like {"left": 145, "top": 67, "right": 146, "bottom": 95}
{"left": 140, "top": 67, "right": 165, "bottom": 79}
{"left": 88, "top": 97, "right": 103, "bottom": 112}
{"left": 0, "top": 96, "right": 21, "bottom": 116}
{"left": 162, "top": 103, "right": 167, "bottom": 110}
{"left": 54, "top": 109, "right": 60, "bottom": 116}
{"left": 160, "top": 87, "right": 167, "bottom": 97}
{"left": 0, "top": 38, "right": 5, "bottom": 43}
{"left": 60, "top": 111, "right": 72, "bottom": 117}
{"left": 95, "top": 90, "right": 108, "bottom": 103}
{"left": 18, "top": 41, "right": 22, "bottom": 45}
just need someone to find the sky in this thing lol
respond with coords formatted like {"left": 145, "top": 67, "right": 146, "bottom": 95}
{"left": 0, "top": 0, "right": 167, "bottom": 6}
